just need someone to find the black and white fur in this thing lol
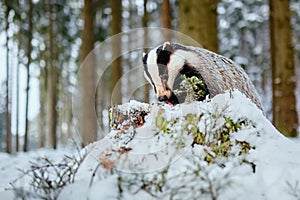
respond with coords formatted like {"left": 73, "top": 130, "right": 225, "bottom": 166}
{"left": 142, "top": 42, "right": 263, "bottom": 110}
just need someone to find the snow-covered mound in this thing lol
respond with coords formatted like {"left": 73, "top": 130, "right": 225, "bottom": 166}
{"left": 58, "top": 90, "right": 300, "bottom": 200}
{"left": 2, "top": 90, "right": 299, "bottom": 200}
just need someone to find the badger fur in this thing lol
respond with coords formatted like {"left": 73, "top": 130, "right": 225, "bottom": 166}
{"left": 142, "top": 42, "right": 263, "bottom": 110}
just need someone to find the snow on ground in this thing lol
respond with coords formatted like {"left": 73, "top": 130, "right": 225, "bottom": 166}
{"left": 0, "top": 147, "right": 76, "bottom": 199}
{"left": 1, "top": 90, "right": 300, "bottom": 200}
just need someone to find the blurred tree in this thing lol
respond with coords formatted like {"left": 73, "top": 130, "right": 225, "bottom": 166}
{"left": 46, "top": 0, "right": 58, "bottom": 149}
{"left": 143, "top": 0, "right": 150, "bottom": 102}
{"left": 178, "top": 0, "right": 218, "bottom": 52}
{"left": 33, "top": 1, "right": 49, "bottom": 148}
{"left": 15, "top": 0, "right": 21, "bottom": 152}
{"left": 0, "top": 82, "right": 6, "bottom": 151}
{"left": 161, "top": 0, "right": 172, "bottom": 41}
{"left": 270, "top": 0, "right": 298, "bottom": 137}
{"left": 23, "top": 0, "right": 33, "bottom": 152}
{"left": 94, "top": 0, "right": 110, "bottom": 135}
{"left": 32, "top": 0, "right": 80, "bottom": 148}
{"left": 4, "top": 0, "right": 12, "bottom": 153}
{"left": 80, "top": 0, "right": 97, "bottom": 146}
{"left": 0, "top": 111, "right": 5, "bottom": 151}
{"left": 109, "top": 0, "right": 122, "bottom": 105}
{"left": 217, "top": 0, "right": 270, "bottom": 115}
{"left": 39, "top": 65, "right": 46, "bottom": 148}
{"left": 55, "top": 2, "right": 81, "bottom": 145}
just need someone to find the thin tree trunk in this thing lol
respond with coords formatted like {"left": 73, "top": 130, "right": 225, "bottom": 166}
{"left": 109, "top": 0, "right": 122, "bottom": 105}
{"left": 16, "top": 34, "right": 20, "bottom": 152}
{"left": 143, "top": 0, "right": 150, "bottom": 103}
{"left": 80, "top": 0, "right": 97, "bottom": 146}
{"left": 161, "top": 0, "right": 172, "bottom": 41}
{"left": 269, "top": 0, "right": 298, "bottom": 137}
{"left": 64, "top": 67, "right": 72, "bottom": 141}
{"left": 66, "top": 91, "right": 72, "bottom": 140}
{"left": 5, "top": 0, "right": 12, "bottom": 153}
{"left": 47, "top": 0, "right": 57, "bottom": 149}
{"left": 39, "top": 66, "right": 47, "bottom": 147}
{"left": 15, "top": 0, "right": 21, "bottom": 152}
{"left": 16, "top": 64, "right": 20, "bottom": 151}
{"left": 23, "top": 0, "right": 33, "bottom": 152}
{"left": 178, "top": 0, "right": 219, "bottom": 53}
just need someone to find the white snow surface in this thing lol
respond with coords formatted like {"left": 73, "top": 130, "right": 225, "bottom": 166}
{"left": 0, "top": 147, "right": 75, "bottom": 199}
{"left": 1, "top": 90, "right": 300, "bottom": 199}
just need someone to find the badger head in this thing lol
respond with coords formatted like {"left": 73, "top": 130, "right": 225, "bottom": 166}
{"left": 142, "top": 42, "right": 208, "bottom": 105}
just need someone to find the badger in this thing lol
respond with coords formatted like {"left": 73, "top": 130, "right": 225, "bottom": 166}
{"left": 142, "top": 42, "right": 263, "bottom": 110}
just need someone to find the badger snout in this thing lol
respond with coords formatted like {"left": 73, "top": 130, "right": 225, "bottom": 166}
{"left": 157, "top": 91, "right": 180, "bottom": 105}
{"left": 158, "top": 95, "right": 168, "bottom": 102}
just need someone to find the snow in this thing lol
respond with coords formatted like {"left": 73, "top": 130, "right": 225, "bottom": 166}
{"left": 116, "top": 100, "right": 150, "bottom": 114}
{"left": 1, "top": 90, "right": 300, "bottom": 199}
{"left": 0, "top": 147, "right": 76, "bottom": 199}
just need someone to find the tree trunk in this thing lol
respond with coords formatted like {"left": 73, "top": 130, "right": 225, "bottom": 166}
{"left": 39, "top": 66, "right": 47, "bottom": 148}
{"left": 109, "top": 0, "right": 122, "bottom": 105}
{"left": 269, "top": 0, "right": 298, "bottom": 137}
{"left": 15, "top": 0, "right": 21, "bottom": 152}
{"left": 47, "top": 0, "right": 57, "bottom": 149}
{"left": 16, "top": 27, "right": 20, "bottom": 152}
{"left": 16, "top": 64, "right": 20, "bottom": 151}
{"left": 143, "top": 0, "right": 150, "bottom": 102}
{"left": 66, "top": 92, "right": 72, "bottom": 140}
{"left": 5, "top": 0, "right": 12, "bottom": 153}
{"left": 161, "top": 0, "right": 172, "bottom": 41}
{"left": 178, "top": 0, "right": 219, "bottom": 53}
{"left": 80, "top": 0, "right": 97, "bottom": 146}
{"left": 64, "top": 67, "right": 72, "bottom": 141}
{"left": 23, "top": 0, "right": 33, "bottom": 152}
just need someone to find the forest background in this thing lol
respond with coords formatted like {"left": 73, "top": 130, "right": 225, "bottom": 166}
{"left": 0, "top": 0, "right": 299, "bottom": 153}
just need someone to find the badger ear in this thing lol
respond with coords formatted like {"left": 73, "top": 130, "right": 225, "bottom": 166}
{"left": 162, "top": 41, "right": 173, "bottom": 52}
{"left": 142, "top": 52, "right": 148, "bottom": 64}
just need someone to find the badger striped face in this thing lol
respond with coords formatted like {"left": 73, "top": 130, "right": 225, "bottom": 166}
{"left": 143, "top": 42, "right": 191, "bottom": 105}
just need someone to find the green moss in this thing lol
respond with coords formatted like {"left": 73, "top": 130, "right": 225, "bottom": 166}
{"left": 155, "top": 109, "right": 170, "bottom": 133}
{"left": 183, "top": 114, "right": 204, "bottom": 145}
{"left": 174, "top": 75, "right": 208, "bottom": 102}
{"left": 186, "top": 76, "right": 207, "bottom": 99}
{"left": 236, "top": 140, "right": 252, "bottom": 155}
{"left": 155, "top": 107, "right": 255, "bottom": 164}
